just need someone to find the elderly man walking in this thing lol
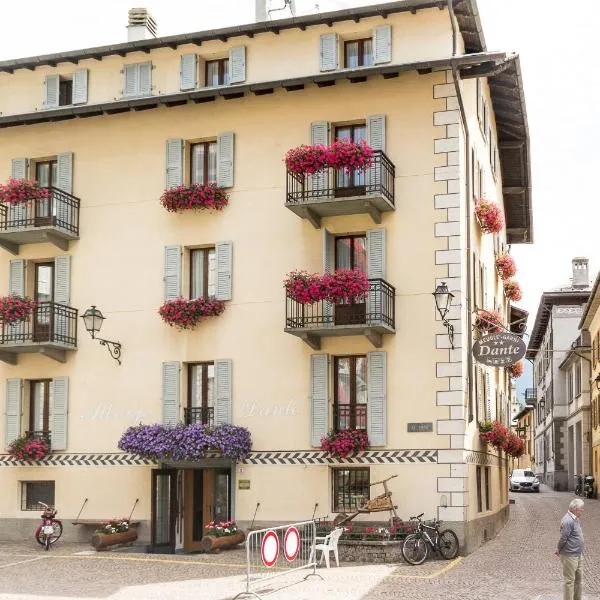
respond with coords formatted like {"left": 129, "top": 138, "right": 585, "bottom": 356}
{"left": 555, "top": 498, "right": 585, "bottom": 600}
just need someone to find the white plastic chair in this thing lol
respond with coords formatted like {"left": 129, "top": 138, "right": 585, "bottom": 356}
{"left": 311, "top": 527, "right": 344, "bottom": 568}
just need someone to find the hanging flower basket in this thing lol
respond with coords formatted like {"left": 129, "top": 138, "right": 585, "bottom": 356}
{"left": 504, "top": 280, "right": 522, "bottom": 302}
{"left": 474, "top": 309, "right": 504, "bottom": 334}
{"left": 118, "top": 423, "right": 252, "bottom": 461}
{"left": 326, "top": 139, "right": 374, "bottom": 173}
{"left": 0, "top": 178, "right": 50, "bottom": 206}
{"left": 474, "top": 198, "right": 505, "bottom": 234}
{"left": 160, "top": 183, "right": 229, "bottom": 213}
{"left": 284, "top": 270, "right": 327, "bottom": 304}
{"left": 159, "top": 297, "right": 225, "bottom": 330}
{"left": 0, "top": 295, "right": 37, "bottom": 324}
{"left": 322, "top": 269, "right": 370, "bottom": 303}
{"left": 504, "top": 432, "right": 525, "bottom": 458}
{"left": 8, "top": 433, "right": 50, "bottom": 461}
{"left": 320, "top": 429, "right": 370, "bottom": 459}
{"left": 508, "top": 361, "right": 524, "bottom": 379}
{"left": 285, "top": 144, "right": 329, "bottom": 175}
{"left": 478, "top": 420, "right": 509, "bottom": 451}
{"left": 495, "top": 253, "right": 517, "bottom": 280}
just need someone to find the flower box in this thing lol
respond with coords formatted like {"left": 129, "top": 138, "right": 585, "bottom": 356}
{"left": 495, "top": 253, "right": 517, "bottom": 280}
{"left": 8, "top": 432, "right": 50, "bottom": 461}
{"left": 0, "top": 178, "right": 50, "bottom": 206}
{"left": 320, "top": 429, "right": 370, "bottom": 459}
{"left": 285, "top": 144, "right": 329, "bottom": 176}
{"left": 474, "top": 309, "right": 504, "bottom": 334}
{"left": 285, "top": 140, "right": 374, "bottom": 176}
{"left": 284, "top": 269, "right": 369, "bottom": 305}
{"left": 91, "top": 528, "right": 138, "bottom": 551}
{"left": 284, "top": 270, "right": 326, "bottom": 304}
{"left": 508, "top": 361, "right": 524, "bottom": 378}
{"left": 479, "top": 420, "right": 509, "bottom": 450}
{"left": 160, "top": 183, "right": 229, "bottom": 212}
{"left": 0, "top": 295, "right": 37, "bottom": 324}
{"left": 198, "top": 530, "right": 246, "bottom": 553}
{"left": 475, "top": 198, "right": 504, "bottom": 234}
{"left": 159, "top": 297, "right": 225, "bottom": 329}
{"left": 503, "top": 280, "right": 522, "bottom": 302}
{"left": 504, "top": 433, "right": 525, "bottom": 458}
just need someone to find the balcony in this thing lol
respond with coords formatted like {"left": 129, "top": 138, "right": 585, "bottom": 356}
{"left": 285, "top": 278, "right": 395, "bottom": 349}
{"left": 0, "top": 302, "right": 78, "bottom": 364}
{"left": 333, "top": 404, "right": 367, "bottom": 432}
{"left": 0, "top": 187, "right": 80, "bottom": 254}
{"left": 524, "top": 388, "right": 536, "bottom": 402}
{"left": 285, "top": 151, "right": 395, "bottom": 227}
{"left": 183, "top": 406, "right": 215, "bottom": 426}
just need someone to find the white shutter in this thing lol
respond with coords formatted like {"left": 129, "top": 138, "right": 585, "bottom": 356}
{"left": 9, "top": 259, "right": 25, "bottom": 296}
{"left": 180, "top": 54, "right": 198, "bottom": 91}
{"left": 72, "top": 69, "right": 88, "bottom": 104}
{"left": 165, "top": 139, "right": 183, "bottom": 189}
{"left": 373, "top": 25, "right": 392, "bottom": 64}
{"left": 124, "top": 64, "right": 139, "bottom": 97}
{"left": 5, "top": 378, "right": 22, "bottom": 449}
{"left": 366, "top": 115, "right": 386, "bottom": 191}
{"left": 367, "top": 351, "right": 387, "bottom": 446}
{"left": 11, "top": 158, "right": 28, "bottom": 180}
{"left": 162, "top": 362, "right": 181, "bottom": 426}
{"left": 367, "top": 228, "right": 386, "bottom": 280}
{"left": 217, "top": 132, "right": 234, "bottom": 188}
{"left": 51, "top": 377, "right": 69, "bottom": 451}
{"left": 44, "top": 75, "right": 59, "bottom": 108}
{"left": 310, "top": 121, "right": 329, "bottom": 193}
{"left": 10, "top": 159, "right": 28, "bottom": 228}
{"left": 310, "top": 354, "right": 329, "bottom": 447}
{"left": 319, "top": 33, "right": 338, "bottom": 72}
{"left": 54, "top": 256, "right": 71, "bottom": 305}
{"left": 229, "top": 46, "right": 246, "bottom": 84}
{"left": 57, "top": 152, "right": 74, "bottom": 195}
{"left": 214, "top": 359, "right": 233, "bottom": 425}
{"left": 164, "top": 245, "right": 182, "bottom": 300}
{"left": 322, "top": 229, "right": 334, "bottom": 326}
{"left": 139, "top": 62, "right": 152, "bottom": 96}
{"left": 215, "top": 240, "right": 233, "bottom": 301}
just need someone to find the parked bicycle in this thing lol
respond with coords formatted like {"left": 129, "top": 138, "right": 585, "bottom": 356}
{"left": 401, "top": 513, "right": 459, "bottom": 565}
{"left": 34, "top": 501, "right": 62, "bottom": 550}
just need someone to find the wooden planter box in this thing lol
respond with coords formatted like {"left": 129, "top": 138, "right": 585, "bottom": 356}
{"left": 198, "top": 530, "right": 246, "bottom": 553}
{"left": 91, "top": 528, "right": 138, "bottom": 551}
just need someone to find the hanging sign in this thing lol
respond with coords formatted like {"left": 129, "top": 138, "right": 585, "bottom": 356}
{"left": 472, "top": 332, "right": 526, "bottom": 367}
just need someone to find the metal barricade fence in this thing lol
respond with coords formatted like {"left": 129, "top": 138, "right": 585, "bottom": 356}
{"left": 233, "top": 520, "right": 323, "bottom": 599}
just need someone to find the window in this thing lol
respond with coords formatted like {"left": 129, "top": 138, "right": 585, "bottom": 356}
{"left": 567, "top": 370, "right": 574, "bottom": 403}
{"left": 335, "top": 234, "right": 367, "bottom": 273}
{"left": 344, "top": 38, "right": 373, "bottom": 68}
{"left": 206, "top": 59, "right": 230, "bottom": 87}
{"left": 575, "top": 362, "right": 582, "bottom": 397}
{"left": 186, "top": 363, "right": 215, "bottom": 425}
{"left": 476, "top": 466, "right": 483, "bottom": 513}
{"left": 35, "top": 160, "right": 58, "bottom": 188}
{"left": 484, "top": 467, "right": 491, "bottom": 511}
{"left": 190, "top": 248, "right": 216, "bottom": 299}
{"left": 190, "top": 141, "right": 217, "bottom": 185}
{"left": 332, "top": 468, "right": 369, "bottom": 512}
{"left": 21, "top": 481, "right": 54, "bottom": 511}
{"left": 334, "top": 124, "right": 367, "bottom": 191}
{"left": 334, "top": 356, "right": 367, "bottom": 431}
{"left": 29, "top": 380, "right": 52, "bottom": 434}
{"left": 59, "top": 77, "right": 73, "bottom": 106}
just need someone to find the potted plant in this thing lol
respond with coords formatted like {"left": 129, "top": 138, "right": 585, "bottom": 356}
{"left": 199, "top": 520, "right": 246, "bottom": 553}
{"left": 504, "top": 433, "right": 525, "bottom": 458}
{"left": 285, "top": 144, "right": 329, "bottom": 176}
{"left": 322, "top": 269, "right": 370, "bottom": 304}
{"left": 160, "top": 183, "right": 229, "bottom": 213}
{"left": 0, "top": 295, "right": 37, "bottom": 324}
{"left": 474, "top": 309, "right": 504, "bottom": 334}
{"left": 479, "top": 420, "right": 509, "bottom": 451}
{"left": 91, "top": 518, "right": 137, "bottom": 551}
{"left": 8, "top": 432, "right": 50, "bottom": 461}
{"left": 474, "top": 198, "right": 504, "bottom": 234}
{"left": 326, "top": 139, "right": 374, "bottom": 173}
{"left": 504, "top": 280, "right": 523, "bottom": 302}
{"left": 495, "top": 253, "right": 517, "bottom": 280}
{"left": 159, "top": 297, "right": 225, "bottom": 329}
{"left": 284, "top": 270, "right": 326, "bottom": 304}
{"left": 0, "top": 178, "right": 50, "bottom": 205}
{"left": 508, "top": 361, "right": 524, "bottom": 379}
{"left": 320, "top": 429, "right": 370, "bottom": 459}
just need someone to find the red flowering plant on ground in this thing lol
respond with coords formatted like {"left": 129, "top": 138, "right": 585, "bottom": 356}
{"left": 285, "top": 144, "right": 329, "bottom": 176}
{"left": 320, "top": 429, "right": 370, "bottom": 459}
{"left": 8, "top": 433, "right": 50, "bottom": 461}
{"left": 326, "top": 139, "right": 375, "bottom": 173}
{"left": 159, "top": 297, "right": 225, "bottom": 330}
{"left": 160, "top": 183, "right": 229, "bottom": 213}
{"left": 474, "top": 309, "right": 504, "bottom": 334}
{"left": 322, "top": 269, "right": 370, "bottom": 304}
{"left": 284, "top": 270, "right": 327, "bottom": 304}
{"left": 478, "top": 420, "right": 510, "bottom": 451}
{"left": 504, "top": 432, "right": 525, "bottom": 458}
{"left": 474, "top": 198, "right": 505, "bottom": 234}
{"left": 204, "top": 520, "right": 239, "bottom": 537}
{"left": 0, "top": 178, "right": 50, "bottom": 206}
{"left": 0, "top": 295, "right": 37, "bottom": 324}
{"left": 495, "top": 253, "right": 517, "bottom": 280}
{"left": 504, "top": 280, "right": 523, "bottom": 302}
{"left": 508, "top": 361, "right": 524, "bottom": 379}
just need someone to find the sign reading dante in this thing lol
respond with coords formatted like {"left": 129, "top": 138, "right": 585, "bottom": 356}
{"left": 472, "top": 332, "right": 526, "bottom": 367}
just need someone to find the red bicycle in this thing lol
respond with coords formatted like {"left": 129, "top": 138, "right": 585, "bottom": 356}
{"left": 35, "top": 501, "right": 62, "bottom": 550}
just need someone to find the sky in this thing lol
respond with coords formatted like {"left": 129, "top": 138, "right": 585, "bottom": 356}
{"left": 1, "top": 0, "right": 599, "bottom": 326}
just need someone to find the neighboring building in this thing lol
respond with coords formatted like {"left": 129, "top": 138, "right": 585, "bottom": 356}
{"left": 527, "top": 258, "right": 591, "bottom": 490}
{"left": 0, "top": 1, "right": 532, "bottom": 554}
{"left": 579, "top": 270, "right": 600, "bottom": 487}
{"left": 512, "top": 404, "right": 534, "bottom": 470}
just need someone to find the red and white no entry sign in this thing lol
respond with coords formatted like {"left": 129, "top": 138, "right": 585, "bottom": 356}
{"left": 261, "top": 530, "right": 279, "bottom": 567}
{"left": 283, "top": 526, "right": 300, "bottom": 562}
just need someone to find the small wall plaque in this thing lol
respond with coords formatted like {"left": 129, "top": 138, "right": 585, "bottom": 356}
{"left": 407, "top": 422, "right": 433, "bottom": 433}
{"left": 238, "top": 479, "right": 251, "bottom": 490}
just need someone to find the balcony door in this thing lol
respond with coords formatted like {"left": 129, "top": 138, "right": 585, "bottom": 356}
{"left": 29, "top": 379, "right": 52, "bottom": 437}
{"left": 35, "top": 160, "right": 57, "bottom": 225}
{"left": 186, "top": 362, "right": 215, "bottom": 426}
{"left": 334, "top": 235, "right": 367, "bottom": 325}
{"left": 33, "top": 262, "right": 54, "bottom": 342}
{"left": 334, "top": 356, "right": 368, "bottom": 432}
{"left": 335, "top": 124, "right": 366, "bottom": 196}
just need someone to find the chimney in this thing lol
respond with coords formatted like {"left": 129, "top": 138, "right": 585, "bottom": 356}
{"left": 255, "top": 0, "right": 268, "bottom": 22}
{"left": 127, "top": 8, "right": 157, "bottom": 42}
{"left": 572, "top": 257, "right": 589, "bottom": 289}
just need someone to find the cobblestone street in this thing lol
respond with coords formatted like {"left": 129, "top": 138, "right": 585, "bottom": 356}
{"left": 0, "top": 488, "right": 598, "bottom": 600}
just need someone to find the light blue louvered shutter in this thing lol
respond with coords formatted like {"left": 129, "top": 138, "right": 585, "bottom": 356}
{"left": 139, "top": 62, "right": 152, "bottom": 96}
{"left": 54, "top": 256, "right": 71, "bottom": 341}
{"left": 8, "top": 259, "right": 25, "bottom": 339}
{"left": 214, "top": 359, "right": 232, "bottom": 425}
{"left": 310, "top": 121, "right": 329, "bottom": 194}
{"left": 215, "top": 241, "right": 233, "bottom": 301}
{"left": 123, "top": 64, "right": 139, "bottom": 97}
{"left": 373, "top": 25, "right": 392, "bottom": 64}
{"left": 10, "top": 159, "right": 28, "bottom": 227}
{"left": 367, "top": 228, "right": 386, "bottom": 321}
{"left": 72, "top": 69, "right": 88, "bottom": 104}
{"left": 164, "top": 246, "right": 182, "bottom": 300}
{"left": 56, "top": 152, "right": 74, "bottom": 228}
{"left": 5, "top": 378, "right": 22, "bottom": 449}
{"left": 165, "top": 139, "right": 183, "bottom": 189}
{"left": 310, "top": 354, "right": 329, "bottom": 447}
{"left": 180, "top": 54, "right": 198, "bottom": 91}
{"left": 367, "top": 351, "right": 387, "bottom": 446}
{"left": 366, "top": 115, "right": 385, "bottom": 191}
{"left": 44, "top": 75, "right": 59, "bottom": 108}
{"left": 51, "top": 377, "right": 69, "bottom": 450}
{"left": 319, "top": 33, "right": 338, "bottom": 72}
{"left": 322, "top": 228, "right": 334, "bottom": 326}
{"left": 229, "top": 46, "right": 246, "bottom": 84}
{"left": 217, "top": 132, "right": 234, "bottom": 188}
{"left": 162, "top": 362, "right": 180, "bottom": 426}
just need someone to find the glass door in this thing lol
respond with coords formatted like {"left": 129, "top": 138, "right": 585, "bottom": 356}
{"left": 335, "top": 124, "right": 367, "bottom": 196}
{"left": 151, "top": 469, "right": 177, "bottom": 553}
{"left": 34, "top": 161, "right": 57, "bottom": 225}
{"left": 334, "top": 235, "right": 367, "bottom": 325}
{"left": 33, "top": 263, "right": 54, "bottom": 342}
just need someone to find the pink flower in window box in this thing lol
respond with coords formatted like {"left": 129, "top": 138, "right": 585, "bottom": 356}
{"left": 504, "top": 280, "right": 522, "bottom": 302}
{"left": 159, "top": 297, "right": 225, "bottom": 329}
{"left": 0, "top": 178, "right": 50, "bottom": 206}
{"left": 495, "top": 253, "right": 517, "bottom": 280}
{"left": 160, "top": 183, "right": 229, "bottom": 213}
{"left": 474, "top": 198, "right": 504, "bottom": 234}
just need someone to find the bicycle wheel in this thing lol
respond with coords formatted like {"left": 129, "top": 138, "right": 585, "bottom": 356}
{"left": 438, "top": 529, "right": 459, "bottom": 559}
{"left": 44, "top": 535, "right": 50, "bottom": 551}
{"left": 402, "top": 533, "right": 428, "bottom": 565}
{"left": 48, "top": 521, "right": 63, "bottom": 544}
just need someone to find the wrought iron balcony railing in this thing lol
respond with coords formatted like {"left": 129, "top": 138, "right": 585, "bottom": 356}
{"left": 524, "top": 388, "right": 536, "bottom": 401}
{"left": 184, "top": 406, "right": 215, "bottom": 426}
{"left": 333, "top": 404, "right": 367, "bottom": 432}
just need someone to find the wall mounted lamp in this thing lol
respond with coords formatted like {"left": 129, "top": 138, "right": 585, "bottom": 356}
{"left": 433, "top": 282, "right": 455, "bottom": 349}
{"left": 81, "top": 306, "right": 122, "bottom": 365}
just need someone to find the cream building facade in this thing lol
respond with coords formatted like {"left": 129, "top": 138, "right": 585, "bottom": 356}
{"left": 0, "top": 1, "right": 532, "bottom": 554}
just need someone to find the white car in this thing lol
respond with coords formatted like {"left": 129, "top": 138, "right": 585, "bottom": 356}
{"left": 509, "top": 469, "right": 540, "bottom": 492}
